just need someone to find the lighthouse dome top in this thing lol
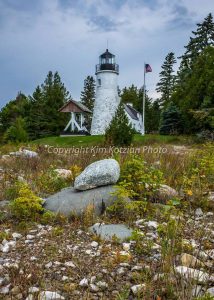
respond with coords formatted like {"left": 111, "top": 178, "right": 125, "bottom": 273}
{"left": 96, "top": 49, "right": 119, "bottom": 75}
{"left": 100, "top": 49, "right": 115, "bottom": 59}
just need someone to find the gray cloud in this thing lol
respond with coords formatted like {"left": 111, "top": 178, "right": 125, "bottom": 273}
{"left": 0, "top": 0, "right": 214, "bottom": 108}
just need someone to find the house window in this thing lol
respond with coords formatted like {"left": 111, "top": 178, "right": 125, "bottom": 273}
{"left": 98, "top": 79, "right": 101, "bottom": 86}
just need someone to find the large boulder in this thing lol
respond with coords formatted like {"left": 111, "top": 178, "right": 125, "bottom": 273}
{"left": 74, "top": 159, "right": 120, "bottom": 191}
{"left": 44, "top": 185, "right": 122, "bottom": 216}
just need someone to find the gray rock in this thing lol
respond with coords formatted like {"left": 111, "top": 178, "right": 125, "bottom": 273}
{"left": 44, "top": 186, "right": 120, "bottom": 216}
{"left": 74, "top": 159, "right": 120, "bottom": 191}
{"left": 38, "top": 291, "right": 64, "bottom": 300}
{"left": 207, "top": 287, "right": 214, "bottom": 296}
{"left": 154, "top": 184, "right": 178, "bottom": 203}
{"left": 89, "top": 224, "right": 133, "bottom": 241}
{"left": 175, "top": 266, "right": 214, "bottom": 283}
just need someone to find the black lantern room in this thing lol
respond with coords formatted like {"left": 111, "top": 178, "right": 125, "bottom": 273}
{"left": 96, "top": 49, "right": 119, "bottom": 74}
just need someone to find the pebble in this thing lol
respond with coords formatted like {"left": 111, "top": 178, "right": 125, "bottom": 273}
{"left": 64, "top": 261, "right": 76, "bottom": 268}
{"left": 79, "top": 278, "right": 88, "bottom": 287}
{"left": 90, "top": 284, "right": 99, "bottom": 292}
{"left": 96, "top": 281, "right": 108, "bottom": 290}
{"left": 91, "top": 241, "right": 99, "bottom": 248}
{"left": 39, "top": 291, "right": 65, "bottom": 300}
{"left": 131, "top": 284, "right": 145, "bottom": 295}
{"left": 28, "top": 287, "right": 40, "bottom": 293}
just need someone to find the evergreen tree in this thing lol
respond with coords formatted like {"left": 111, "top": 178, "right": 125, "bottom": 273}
{"left": 173, "top": 46, "right": 214, "bottom": 133}
{"left": 120, "top": 85, "right": 139, "bottom": 109}
{"left": 159, "top": 102, "right": 183, "bottom": 135}
{"left": 156, "top": 52, "right": 177, "bottom": 107}
{"left": 0, "top": 92, "right": 29, "bottom": 136}
{"left": 4, "top": 117, "right": 28, "bottom": 143}
{"left": 28, "top": 71, "right": 70, "bottom": 138}
{"left": 177, "top": 13, "right": 214, "bottom": 83}
{"left": 80, "top": 76, "right": 95, "bottom": 130}
{"left": 105, "top": 102, "right": 134, "bottom": 146}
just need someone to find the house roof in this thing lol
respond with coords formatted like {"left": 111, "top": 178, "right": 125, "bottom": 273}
{"left": 59, "top": 99, "right": 92, "bottom": 113}
{"left": 124, "top": 104, "right": 140, "bottom": 121}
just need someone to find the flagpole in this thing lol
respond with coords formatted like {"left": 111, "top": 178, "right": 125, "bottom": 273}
{"left": 142, "top": 63, "right": 146, "bottom": 135}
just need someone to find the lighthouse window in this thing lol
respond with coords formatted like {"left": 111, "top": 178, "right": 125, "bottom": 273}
{"left": 98, "top": 79, "right": 101, "bottom": 86}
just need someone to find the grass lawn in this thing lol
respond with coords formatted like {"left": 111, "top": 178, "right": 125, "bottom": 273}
{"left": 31, "top": 134, "right": 195, "bottom": 148}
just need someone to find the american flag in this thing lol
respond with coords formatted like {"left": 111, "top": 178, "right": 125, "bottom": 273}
{"left": 145, "top": 64, "right": 152, "bottom": 73}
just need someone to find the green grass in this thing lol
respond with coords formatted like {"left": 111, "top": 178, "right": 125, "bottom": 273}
{"left": 31, "top": 134, "right": 194, "bottom": 148}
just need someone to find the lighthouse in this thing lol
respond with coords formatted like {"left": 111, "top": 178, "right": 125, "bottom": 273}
{"left": 91, "top": 49, "right": 120, "bottom": 135}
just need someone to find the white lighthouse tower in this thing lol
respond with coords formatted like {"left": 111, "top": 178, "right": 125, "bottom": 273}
{"left": 91, "top": 49, "right": 120, "bottom": 135}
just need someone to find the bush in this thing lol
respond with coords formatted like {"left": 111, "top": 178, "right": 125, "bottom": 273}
{"left": 4, "top": 117, "right": 28, "bottom": 143}
{"left": 118, "top": 155, "right": 164, "bottom": 200}
{"left": 10, "top": 183, "right": 44, "bottom": 221}
{"left": 159, "top": 102, "right": 183, "bottom": 135}
{"left": 35, "top": 168, "right": 69, "bottom": 195}
{"left": 105, "top": 102, "right": 134, "bottom": 146}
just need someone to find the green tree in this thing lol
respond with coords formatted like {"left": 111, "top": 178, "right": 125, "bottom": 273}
{"left": 105, "top": 102, "right": 134, "bottom": 146}
{"left": 4, "top": 117, "right": 28, "bottom": 143}
{"left": 0, "top": 92, "right": 29, "bottom": 135}
{"left": 156, "top": 52, "right": 177, "bottom": 107}
{"left": 28, "top": 71, "right": 70, "bottom": 138}
{"left": 159, "top": 102, "right": 183, "bottom": 135}
{"left": 177, "top": 13, "right": 214, "bottom": 85}
{"left": 173, "top": 46, "right": 214, "bottom": 133}
{"left": 80, "top": 76, "right": 95, "bottom": 130}
{"left": 121, "top": 85, "right": 139, "bottom": 109}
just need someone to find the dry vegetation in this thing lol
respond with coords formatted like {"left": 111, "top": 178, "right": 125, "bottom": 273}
{"left": 0, "top": 142, "right": 213, "bottom": 300}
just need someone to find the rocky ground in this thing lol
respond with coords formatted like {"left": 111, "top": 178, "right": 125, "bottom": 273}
{"left": 0, "top": 208, "right": 214, "bottom": 300}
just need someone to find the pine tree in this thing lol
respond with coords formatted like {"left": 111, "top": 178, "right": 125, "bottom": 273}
{"left": 28, "top": 71, "right": 70, "bottom": 138}
{"left": 80, "top": 76, "right": 95, "bottom": 130}
{"left": 177, "top": 13, "right": 214, "bottom": 81}
{"left": 4, "top": 117, "right": 28, "bottom": 143}
{"left": 159, "top": 102, "right": 183, "bottom": 135}
{"left": 0, "top": 92, "right": 29, "bottom": 135}
{"left": 156, "top": 52, "right": 176, "bottom": 107}
{"left": 105, "top": 102, "right": 134, "bottom": 146}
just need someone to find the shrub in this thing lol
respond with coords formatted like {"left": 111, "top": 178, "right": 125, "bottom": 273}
{"left": 4, "top": 117, "right": 28, "bottom": 143}
{"left": 105, "top": 102, "right": 134, "bottom": 146}
{"left": 119, "top": 155, "right": 164, "bottom": 201}
{"left": 159, "top": 102, "right": 183, "bottom": 135}
{"left": 36, "top": 168, "right": 69, "bottom": 195}
{"left": 10, "top": 183, "right": 43, "bottom": 221}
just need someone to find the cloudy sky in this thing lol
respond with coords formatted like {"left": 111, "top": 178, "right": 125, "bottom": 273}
{"left": 0, "top": 0, "right": 214, "bottom": 109}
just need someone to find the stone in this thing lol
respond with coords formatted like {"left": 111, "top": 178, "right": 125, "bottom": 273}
{"left": 44, "top": 185, "right": 124, "bottom": 216}
{"left": 54, "top": 169, "right": 72, "bottom": 179}
{"left": 175, "top": 266, "right": 213, "bottom": 283}
{"left": 10, "top": 149, "right": 38, "bottom": 158}
{"left": 207, "top": 287, "right": 214, "bottom": 296}
{"left": 39, "top": 291, "right": 65, "bottom": 299}
{"left": 90, "top": 284, "right": 99, "bottom": 292}
{"left": 122, "top": 243, "right": 131, "bottom": 251}
{"left": 0, "top": 284, "right": 10, "bottom": 294}
{"left": 89, "top": 224, "right": 133, "bottom": 241}
{"left": 180, "top": 253, "right": 205, "bottom": 268}
{"left": 96, "top": 281, "right": 108, "bottom": 290}
{"left": 191, "top": 285, "right": 204, "bottom": 298}
{"left": 117, "top": 267, "right": 126, "bottom": 275}
{"left": 146, "top": 221, "right": 158, "bottom": 230}
{"left": 195, "top": 208, "right": 203, "bottom": 217}
{"left": 79, "top": 278, "right": 88, "bottom": 287}
{"left": 91, "top": 241, "right": 99, "bottom": 248}
{"left": 131, "top": 284, "right": 145, "bottom": 295}
{"left": 74, "top": 159, "right": 120, "bottom": 191}
{"left": 12, "top": 233, "right": 22, "bottom": 239}
{"left": 64, "top": 261, "right": 76, "bottom": 268}
{"left": 28, "top": 287, "right": 40, "bottom": 293}
{"left": 154, "top": 184, "right": 178, "bottom": 203}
